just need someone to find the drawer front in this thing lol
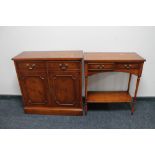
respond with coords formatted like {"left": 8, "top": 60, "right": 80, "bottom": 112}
{"left": 17, "top": 61, "right": 46, "bottom": 72}
{"left": 116, "top": 63, "right": 140, "bottom": 70}
{"left": 48, "top": 61, "right": 81, "bottom": 71}
{"left": 88, "top": 63, "right": 114, "bottom": 70}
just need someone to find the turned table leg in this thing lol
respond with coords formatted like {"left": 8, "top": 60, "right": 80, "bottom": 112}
{"left": 127, "top": 73, "right": 132, "bottom": 93}
{"left": 132, "top": 76, "right": 141, "bottom": 114}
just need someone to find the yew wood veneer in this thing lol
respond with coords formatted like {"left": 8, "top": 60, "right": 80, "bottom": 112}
{"left": 84, "top": 52, "right": 146, "bottom": 114}
{"left": 12, "top": 51, "right": 83, "bottom": 115}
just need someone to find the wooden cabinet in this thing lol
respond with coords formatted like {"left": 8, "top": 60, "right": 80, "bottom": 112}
{"left": 13, "top": 51, "right": 83, "bottom": 115}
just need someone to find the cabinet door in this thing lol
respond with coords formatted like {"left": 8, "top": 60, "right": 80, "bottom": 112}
{"left": 49, "top": 71, "right": 82, "bottom": 108}
{"left": 20, "top": 73, "right": 49, "bottom": 106}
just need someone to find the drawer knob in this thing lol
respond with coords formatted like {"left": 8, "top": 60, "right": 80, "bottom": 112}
{"left": 59, "top": 63, "right": 68, "bottom": 70}
{"left": 26, "top": 64, "right": 36, "bottom": 70}
{"left": 40, "top": 76, "right": 45, "bottom": 80}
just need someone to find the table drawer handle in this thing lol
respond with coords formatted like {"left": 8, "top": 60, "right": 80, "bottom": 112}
{"left": 124, "top": 64, "right": 132, "bottom": 69}
{"left": 98, "top": 65, "right": 104, "bottom": 69}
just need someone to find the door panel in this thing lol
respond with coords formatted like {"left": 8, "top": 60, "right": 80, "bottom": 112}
{"left": 49, "top": 71, "right": 81, "bottom": 107}
{"left": 20, "top": 73, "right": 49, "bottom": 106}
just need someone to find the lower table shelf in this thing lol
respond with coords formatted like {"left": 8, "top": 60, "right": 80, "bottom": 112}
{"left": 87, "top": 91, "right": 132, "bottom": 103}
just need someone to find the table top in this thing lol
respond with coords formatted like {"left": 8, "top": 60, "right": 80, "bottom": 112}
{"left": 84, "top": 52, "right": 146, "bottom": 62}
{"left": 12, "top": 51, "right": 83, "bottom": 61}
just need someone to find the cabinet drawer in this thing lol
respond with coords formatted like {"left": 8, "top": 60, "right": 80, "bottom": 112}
{"left": 88, "top": 63, "right": 114, "bottom": 70}
{"left": 116, "top": 63, "right": 140, "bottom": 70}
{"left": 17, "top": 61, "right": 46, "bottom": 72}
{"left": 48, "top": 61, "right": 81, "bottom": 71}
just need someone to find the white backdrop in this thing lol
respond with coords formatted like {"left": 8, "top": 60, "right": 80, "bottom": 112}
{"left": 0, "top": 26, "right": 154, "bottom": 96}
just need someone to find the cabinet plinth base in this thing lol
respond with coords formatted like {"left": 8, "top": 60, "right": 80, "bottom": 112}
{"left": 24, "top": 107, "right": 83, "bottom": 116}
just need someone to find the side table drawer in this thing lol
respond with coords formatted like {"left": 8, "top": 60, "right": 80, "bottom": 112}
{"left": 116, "top": 63, "right": 140, "bottom": 70}
{"left": 88, "top": 63, "right": 114, "bottom": 71}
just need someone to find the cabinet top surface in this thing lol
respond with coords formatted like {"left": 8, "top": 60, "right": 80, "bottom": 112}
{"left": 12, "top": 51, "right": 83, "bottom": 61}
{"left": 84, "top": 52, "right": 146, "bottom": 62}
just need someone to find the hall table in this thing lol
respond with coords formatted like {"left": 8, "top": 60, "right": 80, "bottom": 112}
{"left": 84, "top": 52, "right": 146, "bottom": 114}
